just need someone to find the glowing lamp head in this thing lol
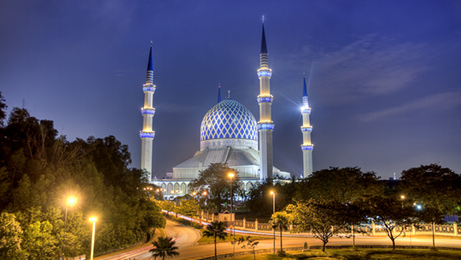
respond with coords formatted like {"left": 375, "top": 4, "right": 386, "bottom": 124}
{"left": 192, "top": 192, "right": 197, "bottom": 196}
{"left": 67, "top": 196, "right": 77, "bottom": 207}
{"left": 416, "top": 204, "right": 423, "bottom": 210}
{"left": 203, "top": 191, "right": 207, "bottom": 196}
{"left": 89, "top": 216, "right": 98, "bottom": 223}
{"left": 400, "top": 195, "right": 405, "bottom": 200}
{"left": 270, "top": 191, "right": 274, "bottom": 195}
{"left": 228, "top": 172, "right": 235, "bottom": 179}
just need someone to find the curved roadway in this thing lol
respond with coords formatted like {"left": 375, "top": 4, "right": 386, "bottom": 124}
{"left": 97, "top": 220, "right": 461, "bottom": 260}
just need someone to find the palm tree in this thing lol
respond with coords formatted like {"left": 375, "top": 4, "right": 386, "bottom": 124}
{"left": 202, "top": 221, "right": 228, "bottom": 260}
{"left": 150, "top": 236, "right": 180, "bottom": 260}
{"left": 270, "top": 212, "right": 289, "bottom": 256}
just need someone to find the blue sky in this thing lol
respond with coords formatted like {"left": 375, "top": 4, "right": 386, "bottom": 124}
{"left": 1, "top": 0, "right": 460, "bottom": 179}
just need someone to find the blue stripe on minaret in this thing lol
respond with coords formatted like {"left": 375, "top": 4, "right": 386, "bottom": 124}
{"left": 147, "top": 43, "right": 153, "bottom": 71}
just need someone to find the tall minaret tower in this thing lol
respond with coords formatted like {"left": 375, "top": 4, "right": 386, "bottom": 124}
{"left": 140, "top": 43, "right": 156, "bottom": 181}
{"left": 257, "top": 18, "right": 274, "bottom": 182}
{"left": 300, "top": 75, "right": 313, "bottom": 178}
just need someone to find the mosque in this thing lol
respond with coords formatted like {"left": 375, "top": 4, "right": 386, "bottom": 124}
{"left": 139, "top": 21, "right": 314, "bottom": 197}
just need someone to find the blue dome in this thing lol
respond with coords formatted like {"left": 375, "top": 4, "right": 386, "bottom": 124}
{"left": 200, "top": 99, "right": 258, "bottom": 142}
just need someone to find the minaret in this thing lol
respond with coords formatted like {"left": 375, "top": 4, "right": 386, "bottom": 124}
{"left": 257, "top": 17, "right": 274, "bottom": 182}
{"left": 300, "top": 75, "right": 313, "bottom": 178}
{"left": 140, "top": 43, "right": 156, "bottom": 181}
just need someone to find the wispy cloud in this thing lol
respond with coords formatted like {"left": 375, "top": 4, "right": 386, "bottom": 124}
{"left": 356, "top": 91, "right": 461, "bottom": 122}
{"left": 283, "top": 35, "right": 430, "bottom": 105}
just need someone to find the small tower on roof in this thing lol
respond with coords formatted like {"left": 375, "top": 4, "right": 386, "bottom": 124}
{"left": 300, "top": 75, "right": 313, "bottom": 178}
{"left": 257, "top": 16, "right": 274, "bottom": 182}
{"left": 140, "top": 43, "right": 156, "bottom": 181}
{"left": 217, "top": 84, "right": 222, "bottom": 103}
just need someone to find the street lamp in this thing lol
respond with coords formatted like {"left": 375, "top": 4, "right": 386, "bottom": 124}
{"left": 270, "top": 190, "right": 275, "bottom": 254}
{"left": 89, "top": 216, "right": 98, "bottom": 260}
{"left": 400, "top": 195, "right": 406, "bottom": 237}
{"left": 228, "top": 172, "right": 235, "bottom": 255}
{"left": 62, "top": 196, "right": 77, "bottom": 259}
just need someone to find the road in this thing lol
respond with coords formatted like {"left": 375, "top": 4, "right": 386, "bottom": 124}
{"left": 97, "top": 220, "right": 461, "bottom": 260}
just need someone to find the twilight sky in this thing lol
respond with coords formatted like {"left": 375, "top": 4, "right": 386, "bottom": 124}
{"left": 1, "top": 0, "right": 460, "bottom": 179}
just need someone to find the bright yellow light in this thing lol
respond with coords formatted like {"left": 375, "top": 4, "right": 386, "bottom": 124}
{"left": 270, "top": 191, "right": 274, "bottom": 195}
{"left": 203, "top": 191, "right": 207, "bottom": 196}
{"left": 192, "top": 192, "right": 197, "bottom": 196}
{"left": 401, "top": 195, "right": 405, "bottom": 200}
{"left": 89, "top": 216, "right": 98, "bottom": 222}
{"left": 228, "top": 172, "right": 235, "bottom": 179}
{"left": 67, "top": 196, "right": 77, "bottom": 207}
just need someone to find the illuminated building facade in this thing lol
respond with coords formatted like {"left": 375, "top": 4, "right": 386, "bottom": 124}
{"left": 140, "top": 43, "right": 156, "bottom": 181}
{"left": 300, "top": 76, "right": 313, "bottom": 177}
{"left": 152, "top": 88, "right": 290, "bottom": 197}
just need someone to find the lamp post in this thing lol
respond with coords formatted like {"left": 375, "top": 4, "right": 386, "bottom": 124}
{"left": 89, "top": 216, "right": 97, "bottom": 260}
{"left": 400, "top": 195, "right": 406, "bottom": 237}
{"left": 270, "top": 190, "right": 275, "bottom": 254}
{"left": 228, "top": 172, "right": 235, "bottom": 255}
{"left": 62, "top": 196, "right": 77, "bottom": 259}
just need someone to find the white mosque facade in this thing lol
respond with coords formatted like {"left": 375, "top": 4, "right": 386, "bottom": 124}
{"left": 142, "top": 21, "right": 313, "bottom": 197}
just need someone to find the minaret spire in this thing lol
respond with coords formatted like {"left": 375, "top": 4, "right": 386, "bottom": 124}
{"left": 140, "top": 43, "right": 156, "bottom": 181}
{"left": 217, "top": 84, "right": 222, "bottom": 103}
{"left": 261, "top": 18, "right": 268, "bottom": 54}
{"left": 257, "top": 18, "right": 274, "bottom": 182}
{"left": 300, "top": 74, "right": 313, "bottom": 178}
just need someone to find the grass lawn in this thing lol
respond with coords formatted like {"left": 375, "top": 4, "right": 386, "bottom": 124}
{"left": 227, "top": 249, "right": 461, "bottom": 260}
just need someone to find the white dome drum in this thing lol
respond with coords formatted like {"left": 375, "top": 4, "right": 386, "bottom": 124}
{"left": 200, "top": 98, "right": 258, "bottom": 150}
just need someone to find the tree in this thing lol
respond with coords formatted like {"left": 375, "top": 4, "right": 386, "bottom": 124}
{"left": 0, "top": 91, "right": 6, "bottom": 126}
{"left": 159, "top": 200, "right": 175, "bottom": 214}
{"left": 0, "top": 103, "right": 166, "bottom": 255}
{"left": 0, "top": 212, "right": 27, "bottom": 259}
{"left": 176, "top": 197, "right": 200, "bottom": 218}
{"left": 400, "top": 164, "right": 460, "bottom": 249}
{"left": 202, "top": 221, "right": 228, "bottom": 260}
{"left": 364, "top": 196, "right": 414, "bottom": 250}
{"left": 247, "top": 181, "right": 295, "bottom": 216}
{"left": 22, "top": 220, "right": 58, "bottom": 259}
{"left": 287, "top": 199, "right": 350, "bottom": 252}
{"left": 295, "top": 167, "right": 383, "bottom": 203}
{"left": 400, "top": 164, "right": 460, "bottom": 216}
{"left": 189, "top": 163, "right": 240, "bottom": 212}
{"left": 150, "top": 236, "right": 180, "bottom": 260}
{"left": 270, "top": 212, "right": 289, "bottom": 255}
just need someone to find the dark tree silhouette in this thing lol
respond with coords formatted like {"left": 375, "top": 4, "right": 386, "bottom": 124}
{"left": 202, "top": 221, "right": 227, "bottom": 260}
{"left": 150, "top": 236, "right": 180, "bottom": 260}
